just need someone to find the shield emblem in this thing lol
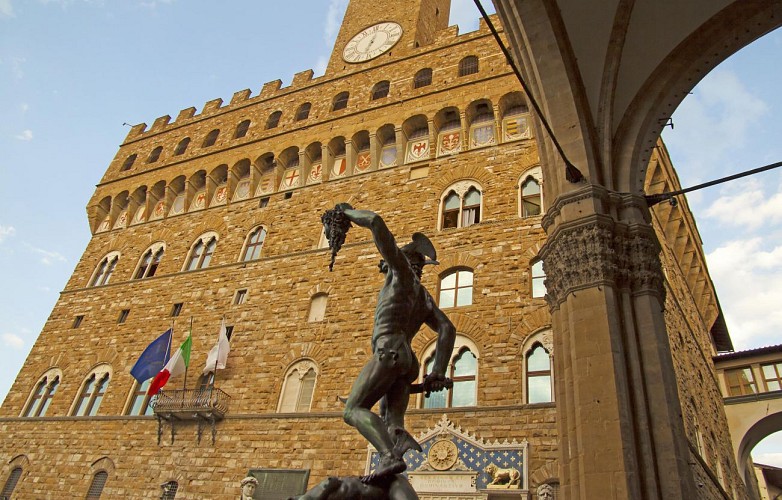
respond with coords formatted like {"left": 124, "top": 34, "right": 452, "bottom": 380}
{"left": 504, "top": 115, "right": 530, "bottom": 140}
{"left": 192, "top": 191, "right": 206, "bottom": 210}
{"left": 471, "top": 124, "right": 495, "bottom": 147}
{"left": 153, "top": 201, "right": 165, "bottom": 219}
{"left": 132, "top": 205, "right": 145, "bottom": 224}
{"left": 438, "top": 132, "right": 461, "bottom": 156}
{"left": 279, "top": 168, "right": 301, "bottom": 190}
{"left": 380, "top": 145, "right": 397, "bottom": 168}
{"left": 332, "top": 157, "right": 347, "bottom": 177}
{"left": 257, "top": 176, "right": 274, "bottom": 196}
{"left": 355, "top": 152, "right": 371, "bottom": 172}
{"left": 113, "top": 210, "right": 128, "bottom": 229}
{"left": 406, "top": 139, "right": 429, "bottom": 163}
{"left": 308, "top": 164, "right": 323, "bottom": 184}
{"left": 97, "top": 216, "right": 110, "bottom": 232}
{"left": 212, "top": 186, "right": 227, "bottom": 205}
{"left": 171, "top": 194, "right": 185, "bottom": 215}
{"left": 233, "top": 179, "right": 250, "bottom": 201}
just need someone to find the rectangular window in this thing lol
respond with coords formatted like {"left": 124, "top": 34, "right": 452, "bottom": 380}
{"left": 260, "top": 197, "right": 270, "bottom": 208}
{"left": 762, "top": 362, "right": 782, "bottom": 391}
{"left": 234, "top": 289, "right": 247, "bottom": 305}
{"left": 225, "top": 326, "right": 234, "bottom": 340}
{"left": 118, "top": 309, "right": 130, "bottom": 324}
{"left": 725, "top": 367, "right": 758, "bottom": 396}
{"left": 170, "top": 303, "right": 183, "bottom": 317}
{"left": 73, "top": 315, "right": 84, "bottom": 328}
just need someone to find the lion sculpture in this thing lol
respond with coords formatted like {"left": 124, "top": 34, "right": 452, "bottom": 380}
{"left": 484, "top": 463, "right": 521, "bottom": 488}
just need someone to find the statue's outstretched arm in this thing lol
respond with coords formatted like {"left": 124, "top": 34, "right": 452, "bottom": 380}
{"left": 339, "top": 205, "right": 406, "bottom": 270}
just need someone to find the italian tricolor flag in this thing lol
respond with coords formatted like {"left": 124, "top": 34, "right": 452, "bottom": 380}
{"left": 147, "top": 334, "right": 192, "bottom": 395}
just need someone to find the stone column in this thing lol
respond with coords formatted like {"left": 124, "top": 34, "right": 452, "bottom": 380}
{"left": 394, "top": 125, "right": 405, "bottom": 166}
{"left": 539, "top": 185, "right": 696, "bottom": 499}
{"left": 368, "top": 132, "right": 379, "bottom": 171}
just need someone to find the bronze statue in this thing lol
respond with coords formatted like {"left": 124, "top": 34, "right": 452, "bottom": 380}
{"left": 291, "top": 475, "right": 417, "bottom": 500}
{"left": 323, "top": 204, "right": 456, "bottom": 482}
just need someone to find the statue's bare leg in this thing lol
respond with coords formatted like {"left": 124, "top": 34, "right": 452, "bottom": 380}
{"left": 344, "top": 343, "right": 408, "bottom": 481}
{"left": 384, "top": 378, "right": 421, "bottom": 456}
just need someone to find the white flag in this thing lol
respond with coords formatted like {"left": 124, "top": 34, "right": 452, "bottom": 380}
{"left": 203, "top": 319, "right": 230, "bottom": 375}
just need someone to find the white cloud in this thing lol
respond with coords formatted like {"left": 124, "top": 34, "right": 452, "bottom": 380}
{"left": 0, "top": 0, "right": 13, "bottom": 18}
{"left": 14, "top": 129, "right": 32, "bottom": 141}
{"left": 0, "top": 225, "right": 15, "bottom": 243}
{"left": 19, "top": 102, "right": 28, "bottom": 113}
{"left": 664, "top": 68, "right": 768, "bottom": 181}
{"left": 703, "top": 179, "right": 782, "bottom": 231}
{"left": 1, "top": 333, "right": 24, "bottom": 350}
{"left": 313, "top": 0, "right": 347, "bottom": 76}
{"left": 706, "top": 237, "right": 782, "bottom": 350}
{"left": 25, "top": 244, "right": 66, "bottom": 265}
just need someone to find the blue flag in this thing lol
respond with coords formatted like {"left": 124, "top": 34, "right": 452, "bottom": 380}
{"left": 130, "top": 328, "right": 172, "bottom": 383}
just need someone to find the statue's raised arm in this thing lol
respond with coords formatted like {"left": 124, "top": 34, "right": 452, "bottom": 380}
{"left": 335, "top": 204, "right": 408, "bottom": 272}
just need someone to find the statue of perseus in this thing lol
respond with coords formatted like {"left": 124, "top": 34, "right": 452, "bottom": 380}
{"left": 297, "top": 204, "right": 456, "bottom": 499}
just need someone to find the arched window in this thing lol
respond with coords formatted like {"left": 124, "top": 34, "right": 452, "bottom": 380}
{"left": 266, "top": 110, "right": 282, "bottom": 129}
{"left": 185, "top": 233, "right": 218, "bottom": 271}
{"left": 174, "top": 137, "right": 190, "bottom": 156}
{"left": 421, "top": 336, "right": 478, "bottom": 408}
{"left": 1, "top": 467, "right": 22, "bottom": 498}
{"left": 520, "top": 175, "right": 542, "bottom": 217}
{"left": 72, "top": 367, "right": 111, "bottom": 417}
{"left": 161, "top": 480, "right": 179, "bottom": 499}
{"left": 147, "top": 146, "right": 163, "bottom": 163}
{"left": 458, "top": 56, "right": 479, "bottom": 77}
{"left": 22, "top": 371, "right": 60, "bottom": 417}
{"left": 86, "top": 470, "right": 108, "bottom": 499}
{"left": 89, "top": 253, "right": 119, "bottom": 287}
{"left": 526, "top": 343, "right": 553, "bottom": 403}
{"left": 120, "top": 154, "right": 136, "bottom": 171}
{"left": 440, "top": 183, "right": 482, "bottom": 229}
{"left": 414, "top": 68, "right": 432, "bottom": 88}
{"left": 439, "top": 269, "right": 473, "bottom": 308}
{"left": 531, "top": 259, "right": 546, "bottom": 298}
{"left": 234, "top": 119, "right": 251, "bottom": 139}
{"left": 295, "top": 103, "right": 311, "bottom": 121}
{"left": 242, "top": 226, "right": 267, "bottom": 261}
{"left": 278, "top": 360, "right": 318, "bottom": 413}
{"left": 134, "top": 244, "right": 164, "bottom": 279}
{"left": 126, "top": 379, "right": 154, "bottom": 416}
{"left": 308, "top": 293, "right": 328, "bottom": 322}
{"left": 332, "top": 92, "right": 349, "bottom": 111}
{"left": 202, "top": 129, "right": 219, "bottom": 147}
{"left": 371, "top": 80, "right": 390, "bottom": 100}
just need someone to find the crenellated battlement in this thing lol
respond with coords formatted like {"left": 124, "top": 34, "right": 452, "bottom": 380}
{"left": 121, "top": 14, "right": 502, "bottom": 145}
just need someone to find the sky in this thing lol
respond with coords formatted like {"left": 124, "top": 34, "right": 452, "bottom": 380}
{"left": 1, "top": 0, "right": 781, "bottom": 467}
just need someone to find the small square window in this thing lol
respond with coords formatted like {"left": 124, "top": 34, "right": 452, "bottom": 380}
{"left": 118, "top": 309, "right": 130, "bottom": 324}
{"left": 73, "top": 315, "right": 84, "bottom": 328}
{"left": 225, "top": 326, "right": 234, "bottom": 340}
{"left": 170, "top": 303, "right": 183, "bottom": 317}
{"left": 234, "top": 289, "right": 247, "bottom": 305}
{"left": 260, "top": 197, "right": 270, "bottom": 208}
{"left": 284, "top": 192, "right": 293, "bottom": 200}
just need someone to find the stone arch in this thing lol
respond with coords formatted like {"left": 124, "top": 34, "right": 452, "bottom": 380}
{"left": 733, "top": 406, "right": 782, "bottom": 485}
{"left": 432, "top": 164, "right": 493, "bottom": 195}
{"left": 89, "top": 456, "right": 116, "bottom": 475}
{"left": 430, "top": 252, "right": 483, "bottom": 276}
{"left": 307, "top": 284, "right": 334, "bottom": 297}
{"left": 529, "top": 460, "right": 558, "bottom": 491}
{"left": 157, "top": 470, "right": 188, "bottom": 497}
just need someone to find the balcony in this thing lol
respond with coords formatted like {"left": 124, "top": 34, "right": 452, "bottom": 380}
{"left": 152, "top": 387, "right": 231, "bottom": 444}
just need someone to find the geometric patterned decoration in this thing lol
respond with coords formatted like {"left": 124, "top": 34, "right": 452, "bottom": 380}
{"left": 366, "top": 414, "right": 528, "bottom": 496}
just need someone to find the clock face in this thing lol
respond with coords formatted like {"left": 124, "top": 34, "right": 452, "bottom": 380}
{"left": 342, "top": 22, "right": 403, "bottom": 63}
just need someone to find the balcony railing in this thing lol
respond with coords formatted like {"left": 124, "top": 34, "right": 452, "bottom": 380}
{"left": 151, "top": 387, "right": 230, "bottom": 444}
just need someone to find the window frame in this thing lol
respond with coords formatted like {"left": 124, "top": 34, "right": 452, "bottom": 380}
{"left": 438, "top": 268, "right": 474, "bottom": 309}
{"left": 418, "top": 335, "right": 479, "bottom": 409}
{"left": 414, "top": 68, "right": 433, "bottom": 88}
{"left": 531, "top": 259, "right": 546, "bottom": 298}
{"left": 21, "top": 370, "right": 61, "bottom": 417}
{"left": 438, "top": 181, "right": 483, "bottom": 230}
{"left": 185, "top": 233, "right": 218, "bottom": 271}
{"left": 371, "top": 80, "right": 390, "bottom": 100}
{"left": 125, "top": 378, "right": 155, "bottom": 416}
{"left": 762, "top": 362, "right": 782, "bottom": 391}
{"left": 86, "top": 470, "right": 108, "bottom": 499}
{"left": 725, "top": 366, "right": 759, "bottom": 396}
{"left": 234, "top": 119, "right": 251, "bottom": 139}
{"left": 133, "top": 244, "right": 165, "bottom": 280}
{"left": 242, "top": 226, "right": 267, "bottom": 261}
{"left": 526, "top": 343, "right": 553, "bottom": 403}
{"left": 72, "top": 367, "right": 111, "bottom": 417}
{"left": 295, "top": 103, "right": 311, "bottom": 121}
{"left": 87, "top": 252, "right": 120, "bottom": 287}
{"left": 202, "top": 129, "right": 220, "bottom": 147}
{"left": 1, "top": 467, "right": 23, "bottom": 499}
{"left": 278, "top": 360, "right": 319, "bottom": 413}
{"left": 458, "top": 56, "right": 479, "bottom": 77}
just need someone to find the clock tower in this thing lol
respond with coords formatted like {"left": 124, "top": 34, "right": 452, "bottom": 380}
{"left": 325, "top": 0, "right": 451, "bottom": 75}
